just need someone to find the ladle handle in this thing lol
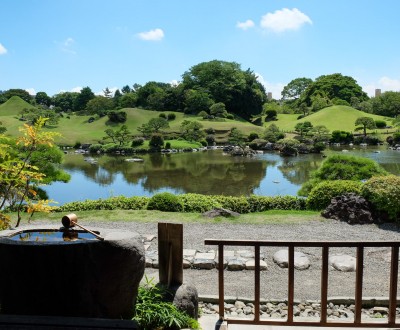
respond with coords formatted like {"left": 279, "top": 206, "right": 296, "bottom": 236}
{"left": 71, "top": 221, "right": 104, "bottom": 241}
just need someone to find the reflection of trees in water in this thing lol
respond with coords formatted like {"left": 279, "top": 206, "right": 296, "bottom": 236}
{"left": 278, "top": 155, "right": 324, "bottom": 185}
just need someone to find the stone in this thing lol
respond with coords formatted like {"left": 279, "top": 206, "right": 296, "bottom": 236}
{"left": 202, "top": 208, "right": 240, "bottom": 218}
{"left": 182, "top": 259, "right": 191, "bottom": 269}
{"left": 0, "top": 226, "right": 145, "bottom": 319}
{"left": 170, "top": 283, "right": 199, "bottom": 319}
{"left": 245, "top": 259, "right": 268, "bottom": 270}
{"left": 273, "top": 249, "right": 311, "bottom": 270}
{"left": 321, "top": 193, "right": 375, "bottom": 224}
{"left": 227, "top": 257, "right": 246, "bottom": 271}
{"left": 329, "top": 254, "right": 356, "bottom": 272}
{"left": 183, "top": 249, "right": 197, "bottom": 257}
{"left": 195, "top": 252, "right": 215, "bottom": 259}
{"left": 192, "top": 259, "right": 215, "bottom": 269}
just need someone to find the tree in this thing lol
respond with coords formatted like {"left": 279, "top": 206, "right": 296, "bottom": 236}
{"left": 119, "top": 93, "right": 137, "bottom": 108}
{"left": 264, "top": 109, "right": 277, "bottom": 120}
{"left": 300, "top": 73, "right": 368, "bottom": 106}
{"left": 1, "top": 89, "right": 32, "bottom": 103}
{"left": 228, "top": 127, "right": 245, "bottom": 146}
{"left": 35, "top": 91, "right": 52, "bottom": 107}
{"left": 0, "top": 118, "right": 69, "bottom": 227}
{"left": 121, "top": 85, "right": 132, "bottom": 94}
{"left": 183, "top": 89, "right": 213, "bottom": 114}
{"left": 310, "top": 125, "right": 330, "bottom": 141}
{"left": 355, "top": 117, "right": 376, "bottom": 137}
{"left": 52, "top": 92, "right": 79, "bottom": 112}
{"left": 103, "top": 87, "right": 113, "bottom": 98}
{"left": 149, "top": 133, "right": 164, "bottom": 150}
{"left": 137, "top": 118, "right": 169, "bottom": 136}
{"left": 294, "top": 121, "right": 313, "bottom": 137}
{"left": 281, "top": 77, "right": 312, "bottom": 101}
{"left": 371, "top": 91, "right": 400, "bottom": 117}
{"left": 103, "top": 125, "right": 131, "bottom": 146}
{"left": 0, "top": 121, "right": 6, "bottom": 134}
{"left": 74, "top": 86, "right": 95, "bottom": 111}
{"left": 19, "top": 108, "right": 60, "bottom": 126}
{"left": 85, "top": 96, "right": 114, "bottom": 115}
{"left": 209, "top": 102, "right": 228, "bottom": 118}
{"left": 108, "top": 110, "right": 127, "bottom": 123}
{"left": 182, "top": 60, "right": 267, "bottom": 120}
{"left": 180, "top": 120, "right": 205, "bottom": 142}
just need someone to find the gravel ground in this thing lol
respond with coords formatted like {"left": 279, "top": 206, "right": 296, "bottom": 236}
{"left": 34, "top": 219, "right": 400, "bottom": 301}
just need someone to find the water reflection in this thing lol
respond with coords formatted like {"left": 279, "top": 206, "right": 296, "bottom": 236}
{"left": 45, "top": 148, "right": 400, "bottom": 205}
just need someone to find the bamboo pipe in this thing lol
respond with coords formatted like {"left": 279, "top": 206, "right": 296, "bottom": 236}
{"left": 61, "top": 214, "right": 104, "bottom": 241}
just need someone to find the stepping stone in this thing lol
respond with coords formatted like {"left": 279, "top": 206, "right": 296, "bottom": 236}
{"left": 192, "top": 259, "right": 215, "bottom": 270}
{"left": 329, "top": 254, "right": 356, "bottom": 272}
{"left": 245, "top": 259, "right": 268, "bottom": 270}
{"left": 227, "top": 257, "right": 247, "bottom": 271}
{"left": 195, "top": 252, "right": 216, "bottom": 260}
{"left": 237, "top": 250, "right": 254, "bottom": 258}
{"left": 273, "top": 249, "right": 310, "bottom": 270}
{"left": 183, "top": 249, "right": 197, "bottom": 257}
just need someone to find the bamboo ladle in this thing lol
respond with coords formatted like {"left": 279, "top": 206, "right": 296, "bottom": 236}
{"left": 61, "top": 213, "right": 104, "bottom": 241}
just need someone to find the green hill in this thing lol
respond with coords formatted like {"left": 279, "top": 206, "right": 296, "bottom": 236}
{"left": 0, "top": 96, "right": 36, "bottom": 116}
{"left": 273, "top": 106, "right": 394, "bottom": 133}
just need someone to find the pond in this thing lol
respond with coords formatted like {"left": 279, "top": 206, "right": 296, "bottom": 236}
{"left": 45, "top": 146, "right": 400, "bottom": 205}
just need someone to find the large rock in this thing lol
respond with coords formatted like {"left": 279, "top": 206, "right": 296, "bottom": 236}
{"left": 0, "top": 225, "right": 145, "bottom": 319}
{"left": 329, "top": 254, "right": 356, "bottom": 272}
{"left": 202, "top": 208, "right": 240, "bottom": 218}
{"left": 169, "top": 283, "right": 199, "bottom": 319}
{"left": 273, "top": 249, "right": 310, "bottom": 270}
{"left": 322, "top": 193, "right": 375, "bottom": 224}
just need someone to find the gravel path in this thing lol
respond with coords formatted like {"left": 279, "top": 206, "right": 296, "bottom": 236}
{"left": 35, "top": 219, "right": 400, "bottom": 301}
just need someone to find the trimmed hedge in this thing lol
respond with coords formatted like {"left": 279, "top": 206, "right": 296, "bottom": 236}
{"left": 306, "top": 180, "right": 362, "bottom": 210}
{"left": 361, "top": 175, "right": 400, "bottom": 222}
{"left": 55, "top": 194, "right": 307, "bottom": 214}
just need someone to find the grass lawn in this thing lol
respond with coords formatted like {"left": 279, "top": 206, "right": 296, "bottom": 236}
{"left": 9, "top": 209, "right": 323, "bottom": 227}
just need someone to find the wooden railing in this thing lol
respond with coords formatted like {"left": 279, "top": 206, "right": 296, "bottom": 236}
{"left": 204, "top": 239, "right": 400, "bottom": 328}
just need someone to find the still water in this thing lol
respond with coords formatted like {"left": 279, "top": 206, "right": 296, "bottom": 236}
{"left": 45, "top": 147, "right": 400, "bottom": 205}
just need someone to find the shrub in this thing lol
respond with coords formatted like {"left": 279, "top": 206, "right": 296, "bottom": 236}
{"left": 361, "top": 175, "right": 400, "bottom": 221}
{"left": 149, "top": 133, "right": 164, "bottom": 150}
{"left": 306, "top": 180, "right": 363, "bottom": 210}
{"left": 159, "top": 113, "right": 166, "bottom": 119}
{"left": 375, "top": 120, "right": 386, "bottom": 128}
{"left": 133, "top": 276, "right": 200, "bottom": 330}
{"left": 212, "top": 195, "right": 250, "bottom": 213}
{"left": 248, "top": 132, "right": 259, "bottom": 142}
{"left": 205, "top": 127, "right": 215, "bottom": 134}
{"left": 248, "top": 195, "right": 306, "bottom": 212}
{"left": 108, "top": 111, "right": 127, "bottom": 123}
{"left": 226, "top": 114, "right": 234, "bottom": 120}
{"left": 147, "top": 192, "right": 184, "bottom": 212}
{"left": 167, "top": 113, "right": 176, "bottom": 120}
{"left": 131, "top": 137, "right": 145, "bottom": 147}
{"left": 198, "top": 110, "right": 208, "bottom": 119}
{"left": 265, "top": 109, "right": 277, "bottom": 120}
{"left": 57, "top": 196, "right": 149, "bottom": 212}
{"left": 164, "top": 141, "right": 171, "bottom": 149}
{"left": 89, "top": 144, "right": 103, "bottom": 153}
{"left": 299, "top": 154, "right": 388, "bottom": 196}
{"left": 178, "top": 193, "right": 221, "bottom": 212}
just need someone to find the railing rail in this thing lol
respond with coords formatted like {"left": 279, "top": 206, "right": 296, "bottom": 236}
{"left": 204, "top": 239, "right": 400, "bottom": 328}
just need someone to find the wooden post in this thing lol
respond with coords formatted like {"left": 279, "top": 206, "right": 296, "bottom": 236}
{"left": 158, "top": 223, "right": 183, "bottom": 287}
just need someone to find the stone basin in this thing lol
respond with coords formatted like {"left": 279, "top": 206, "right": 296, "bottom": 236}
{"left": 0, "top": 225, "right": 145, "bottom": 319}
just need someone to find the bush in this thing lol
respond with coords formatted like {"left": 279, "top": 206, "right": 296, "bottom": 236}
{"left": 131, "top": 137, "right": 145, "bottom": 147}
{"left": 248, "top": 132, "right": 259, "bottom": 142}
{"left": 226, "top": 114, "right": 234, "bottom": 120}
{"left": 58, "top": 196, "right": 149, "bottom": 212}
{"left": 299, "top": 154, "right": 388, "bottom": 196}
{"left": 147, "top": 192, "right": 184, "bottom": 212}
{"left": 178, "top": 193, "right": 221, "bottom": 212}
{"left": 108, "top": 111, "right": 127, "bottom": 123}
{"left": 159, "top": 113, "right": 166, "bottom": 119}
{"left": 361, "top": 175, "right": 400, "bottom": 221}
{"left": 198, "top": 110, "right": 208, "bottom": 119}
{"left": 164, "top": 141, "right": 171, "bottom": 149}
{"left": 212, "top": 195, "right": 250, "bottom": 213}
{"left": 149, "top": 133, "right": 164, "bottom": 150}
{"left": 89, "top": 144, "right": 103, "bottom": 153}
{"left": 167, "top": 113, "right": 176, "bottom": 120}
{"left": 248, "top": 195, "right": 306, "bottom": 212}
{"left": 306, "top": 180, "right": 362, "bottom": 210}
{"left": 133, "top": 276, "right": 200, "bottom": 330}
{"left": 375, "top": 120, "right": 386, "bottom": 128}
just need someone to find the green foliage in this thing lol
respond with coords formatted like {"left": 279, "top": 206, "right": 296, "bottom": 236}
{"left": 248, "top": 195, "right": 306, "bottom": 212}
{"left": 133, "top": 276, "right": 200, "bottom": 330}
{"left": 58, "top": 196, "right": 149, "bottom": 212}
{"left": 212, "top": 195, "right": 250, "bottom": 213}
{"left": 167, "top": 113, "right": 176, "bottom": 120}
{"left": 178, "top": 193, "right": 221, "bottom": 212}
{"left": 180, "top": 120, "right": 205, "bottom": 142}
{"left": 374, "top": 120, "right": 386, "bottom": 128}
{"left": 228, "top": 127, "right": 245, "bottom": 145}
{"left": 362, "top": 175, "right": 400, "bottom": 221}
{"left": 294, "top": 121, "right": 313, "bottom": 136}
{"left": 276, "top": 138, "right": 300, "bottom": 156}
{"left": 265, "top": 109, "right": 277, "bottom": 120}
{"left": 210, "top": 102, "right": 228, "bottom": 118}
{"left": 330, "top": 130, "right": 353, "bottom": 144}
{"left": 149, "top": 133, "right": 164, "bottom": 150}
{"left": 108, "top": 110, "right": 127, "bottom": 123}
{"left": 371, "top": 91, "right": 400, "bottom": 117}
{"left": 306, "top": 180, "right": 362, "bottom": 210}
{"left": 147, "top": 192, "right": 184, "bottom": 212}
{"left": 355, "top": 116, "right": 376, "bottom": 136}
{"left": 281, "top": 77, "right": 313, "bottom": 101}
{"left": 131, "top": 137, "right": 145, "bottom": 147}
{"left": 299, "top": 154, "right": 388, "bottom": 196}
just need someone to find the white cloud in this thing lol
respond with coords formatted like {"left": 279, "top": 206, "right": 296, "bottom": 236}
{"left": 95, "top": 87, "right": 119, "bottom": 96}
{"left": 362, "top": 76, "right": 400, "bottom": 96}
{"left": 59, "top": 37, "right": 76, "bottom": 54}
{"left": 0, "top": 43, "right": 7, "bottom": 55}
{"left": 260, "top": 8, "right": 312, "bottom": 33}
{"left": 255, "top": 73, "right": 285, "bottom": 99}
{"left": 70, "top": 86, "right": 82, "bottom": 93}
{"left": 25, "top": 88, "right": 36, "bottom": 95}
{"left": 169, "top": 80, "right": 180, "bottom": 87}
{"left": 236, "top": 19, "right": 255, "bottom": 30}
{"left": 137, "top": 28, "right": 164, "bottom": 41}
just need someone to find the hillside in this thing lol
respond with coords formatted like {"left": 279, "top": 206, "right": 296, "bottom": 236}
{"left": 273, "top": 106, "right": 394, "bottom": 133}
{"left": 0, "top": 99, "right": 264, "bottom": 145}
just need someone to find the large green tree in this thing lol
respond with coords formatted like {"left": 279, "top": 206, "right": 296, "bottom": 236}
{"left": 74, "top": 86, "right": 95, "bottom": 111}
{"left": 1, "top": 89, "right": 32, "bottom": 103}
{"left": 181, "top": 60, "right": 266, "bottom": 120}
{"left": 371, "top": 91, "right": 400, "bottom": 117}
{"left": 281, "top": 77, "right": 312, "bottom": 101}
{"left": 52, "top": 92, "right": 79, "bottom": 112}
{"left": 300, "top": 73, "right": 368, "bottom": 107}
{"left": 355, "top": 117, "right": 376, "bottom": 136}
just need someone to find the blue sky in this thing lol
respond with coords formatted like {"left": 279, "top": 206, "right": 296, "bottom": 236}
{"left": 1, "top": 0, "right": 400, "bottom": 98}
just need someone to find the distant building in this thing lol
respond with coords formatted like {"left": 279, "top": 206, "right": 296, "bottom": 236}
{"left": 375, "top": 89, "right": 381, "bottom": 97}
{"left": 267, "top": 92, "right": 272, "bottom": 100}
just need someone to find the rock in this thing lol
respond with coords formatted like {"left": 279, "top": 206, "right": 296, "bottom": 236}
{"left": 227, "top": 257, "right": 246, "bottom": 271}
{"left": 322, "top": 193, "right": 375, "bottom": 224}
{"left": 202, "top": 208, "right": 240, "bottom": 218}
{"left": 192, "top": 258, "right": 215, "bottom": 269}
{"left": 273, "top": 249, "right": 311, "bottom": 270}
{"left": 329, "top": 254, "right": 356, "bottom": 272}
{"left": 170, "top": 283, "right": 199, "bottom": 319}
{"left": 245, "top": 259, "right": 268, "bottom": 270}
